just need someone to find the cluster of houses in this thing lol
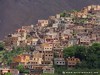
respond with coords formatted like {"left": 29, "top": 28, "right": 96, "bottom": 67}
{"left": 0, "top": 5, "right": 100, "bottom": 75}
{"left": 0, "top": 68, "right": 19, "bottom": 75}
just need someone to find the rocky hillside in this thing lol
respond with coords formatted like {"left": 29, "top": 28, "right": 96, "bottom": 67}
{"left": 0, "top": 0, "right": 100, "bottom": 39}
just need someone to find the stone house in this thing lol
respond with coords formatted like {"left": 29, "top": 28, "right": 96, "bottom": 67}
{"left": 13, "top": 54, "right": 30, "bottom": 65}
{"left": 53, "top": 48, "right": 64, "bottom": 58}
{"left": 0, "top": 68, "right": 19, "bottom": 75}
{"left": 27, "top": 38, "right": 38, "bottom": 46}
{"left": 27, "top": 51, "right": 43, "bottom": 65}
{"left": 67, "top": 38, "right": 79, "bottom": 47}
{"left": 29, "top": 65, "right": 43, "bottom": 75}
{"left": 16, "top": 29, "right": 27, "bottom": 41}
{"left": 54, "top": 58, "right": 65, "bottom": 66}
{"left": 46, "top": 32, "right": 58, "bottom": 39}
{"left": 79, "top": 36, "right": 91, "bottom": 45}
{"left": 66, "top": 57, "right": 80, "bottom": 68}
{"left": 22, "top": 25, "right": 34, "bottom": 33}
{"left": 38, "top": 20, "right": 49, "bottom": 27}
{"left": 42, "top": 51, "right": 54, "bottom": 65}
{"left": 44, "top": 36, "right": 54, "bottom": 44}
{"left": 41, "top": 43, "right": 53, "bottom": 51}
{"left": 43, "top": 66, "right": 55, "bottom": 74}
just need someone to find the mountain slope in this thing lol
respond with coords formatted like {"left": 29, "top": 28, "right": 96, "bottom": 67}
{"left": 0, "top": 0, "right": 100, "bottom": 39}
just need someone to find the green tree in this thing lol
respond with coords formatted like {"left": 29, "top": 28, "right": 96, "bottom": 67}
{"left": 60, "top": 10, "right": 66, "bottom": 17}
{"left": 16, "top": 64, "right": 25, "bottom": 73}
{"left": 0, "top": 42, "right": 4, "bottom": 51}
{"left": 75, "top": 46, "right": 87, "bottom": 60}
{"left": 63, "top": 46, "right": 76, "bottom": 58}
{"left": 86, "top": 53, "right": 98, "bottom": 69}
{"left": 3, "top": 47, "right": 24, "bottom": 65}
{"left": 76, "top": 61, "right": 87, "bottom": 69}
{"left": 63, "top": 43, "right": 100, "bottom": 69}
{"left": 16, "top": 64, "right": 29, "bottom": 74}
{"left": 92, "top": 43, "right": 100, "bottom": 51}
{"left": 4, "top": 72, "right": 12, "bottom": 75}
{"left": 63, "top": 45, "right": 87, "bottom": 60}
{"left": 42, "top": 73, "right": 56, "bottom": 75}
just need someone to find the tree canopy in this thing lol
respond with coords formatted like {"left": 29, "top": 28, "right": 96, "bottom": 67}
{"left": 42, "top": 73, "right": 57, "bottom": 75}
{"left": 63, "top": 43, "right": 100, "bottom": 69}
{"left": 0, "top": 42, "right": 4, "bottom": 51}
{"left": 16, "top": 64, "right": 29, "bottom": 74}
{"left": 4, "top": 72, "right": 12, "bottom": 75}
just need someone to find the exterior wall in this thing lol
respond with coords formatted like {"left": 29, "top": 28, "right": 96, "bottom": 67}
{"left": 22, "top": 25, "right": 34, "bottom": 33}
{"left": 43, "top": 46, "right": 52, "bottom": 51}
{"left": 32, "top": 39, "right": 38, "bottom": 45}
{"left": 66, "top": 57, "right": 80, "bottom": 67}
{"left": 80, "top": 36, "right": 90, "bottom": 43}
{"left": 27, "top": 51, "right": 43, "bottom": 65}
{"left": 46, "top": 32, "right": 58, "bottom": 39}
{"left": 17, "top": 29, "right": 27, "bottom": 41}
{"left": 38, "top": 20, "right": 49, "bottom": 27}
{"left": 68, "top": 41, "right": 73, "bottom": 47}
{"left": 56, "top": 14, "right": 60, "bottom": 19}
{"left": 52, "top": 23, "right": 58, "bottom": 28}
{"left": 43, "top": 67, "right": 55, "bottom": 74}
{"left": 0, "top": 69, "right": 19, "bottom": 75}
{"left": 29, "top": 66, "right": 43, "bottom": 75}
{"left": 54, "top": 58, "right": 65, "bottom": 65}
{"left": 41, "top": 43, "right": 53, "bottom": 51}
{"left": 32, "top": 41, "right": 37, "bottom": 45}
{"left": 29, "top": 58, "right": 43, "bottom": 65}
{"left": 54, "top": 49, "right": 63, "bottom": 58}
{"left": 44, "top": 38, "right": 54, "bottom": 43}
{"left": 13, "top": 55, "right": 30, "bottom": 64}
{"left": 65, "top": 17, "right": 73, "bottom": 22}
{"left": 43, "top": 51, "right": 53, "bottom": 62}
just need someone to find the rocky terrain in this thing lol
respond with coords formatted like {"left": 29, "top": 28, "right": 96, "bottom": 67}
{"left": 0, "top": 0, "right": 100, "bottom": 39}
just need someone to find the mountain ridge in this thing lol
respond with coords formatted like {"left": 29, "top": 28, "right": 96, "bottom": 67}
{"left": 0, "top": 0, "right": 100, "bottom": 39}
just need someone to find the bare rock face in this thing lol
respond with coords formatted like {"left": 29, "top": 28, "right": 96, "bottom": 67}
{"left": 0, "top": 0, "right": 100, "bottom": 39}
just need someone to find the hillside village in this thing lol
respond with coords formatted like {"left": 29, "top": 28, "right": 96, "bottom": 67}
{"left": 0, "top": 5, "right": 100, "bottom": 75}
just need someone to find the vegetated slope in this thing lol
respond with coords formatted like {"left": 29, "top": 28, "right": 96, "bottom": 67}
{"left": 0, "top": 0, "right": 100, "bottom": 39}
